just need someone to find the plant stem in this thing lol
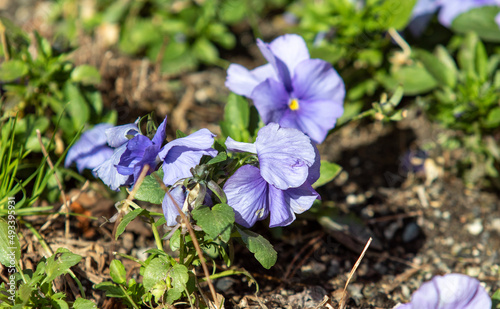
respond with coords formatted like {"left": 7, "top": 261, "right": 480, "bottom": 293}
{"left": 119, "top": 284, "right": 140, "bottom": 309}
{"left": 150, "top": 216, "right": 163, "bottom": 251}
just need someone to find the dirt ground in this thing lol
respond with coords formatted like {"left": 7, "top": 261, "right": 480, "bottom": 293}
{"left": 3, "top": 2, "right": 500, "bottom": 308}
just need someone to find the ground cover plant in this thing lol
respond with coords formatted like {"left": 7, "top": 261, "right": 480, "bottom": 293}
{"left": 1, "top": 0, "right": 500, "bottom": 308}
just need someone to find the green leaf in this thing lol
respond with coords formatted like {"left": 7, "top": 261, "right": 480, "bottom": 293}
{"left": 222, "top": 93, "right": 250, "bottom": 141}
{"left": 64, "top": 82, "right": 90, "bottom": 132}
{"left": 236, "top": 226, "right": 277, "bottom": 269}
{"left": 143, "top": 255, "right": 171, "bottom": 291}
{"left": 166, "top": 264, "right": 189, "bottom": 304}
{"left": 485, "top": 107, "right": 500, "bottom": 128}
{"left": 72, "top": 297, "right": 97, "bottom": 309}
{"left": 192, "top": 203, "right": 234, "bottom": 242}
{"left": 95, "top": 282, "right": 125, "bottom": 298}
{"left": 451, "top": 6, "right": 500, "bottom": 42}
{"left": 458, "top": 32, "right": 479, "bottom": 76}
{"left": 134, "top": 169, "right": 166, "bottom": 205}
{"left": 193, "top": 38, "right": 219, "bottom": 64}
{"left": 19, "top": 283, "right": 33, "bottom": 303}
{"left": 415, "top": 49, "right": 456, "bottom": 88}
{"left": 492, "top": 288, "right": 500, "bottom": 308}
{"left": 207, "top": 152, "right": 227, "bottom": 165}
{"left": 42, "top": 248, "right": 82, "bottom": 285}
{"left": 115, "top": 208, "right": 146, "bottom": 240}
{"left": 170, "top": 264, "right": 189, "bottom": 290}
{"left": 392, "top": 65, "right": 438, "bottom": 95}
{"left": 176, "top": 130, "right": 187, "bottom": 139}
{"left": 109, "top": 260, "right": 127, "bottom": 285}
{"left": 0, "top": 60, "right": 29, "bottom": 81}
{"left": 71, "top": 65, "right": 101, "bottom": 85}
{"left": 373, "top": 0, "right": 418, "bottom": 30}
{"left": 475, "top": 39, "right": 488, "bottom": 81}
{"left": 0, "top": 218, "right": 21, "bottom": 267}
{"left": 313, "top": 161, "right": 342, "bottom": 188}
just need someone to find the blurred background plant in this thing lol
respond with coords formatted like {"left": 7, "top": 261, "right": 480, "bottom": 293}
{"left": 47, "top": 0, "right": 291, "bottom": 74}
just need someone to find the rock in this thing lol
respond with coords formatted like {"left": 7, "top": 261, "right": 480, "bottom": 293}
{"left": 466, "top": 219, "right": 483, "bottom": 236}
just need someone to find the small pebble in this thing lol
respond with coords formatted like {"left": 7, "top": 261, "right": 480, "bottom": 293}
{"left": 466, "top": 266, "right": 481, "bottom": 277}
{"left": 402, "top": 222, "right": 420, "bottom": 243}
{"left": 466, "top": 219, "right": 483, "bottom": 236}
{"left": 491, "top": 218, "right": 500, "bottom": 233}
{"left": 346, "top": 194, "right": 357, "bottom": 205}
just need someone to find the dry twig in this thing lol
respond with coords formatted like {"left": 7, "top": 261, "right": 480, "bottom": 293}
{"left": 153, "top": 173, "right": 220, "bottom": 309}
{"left": 36, "top": 129, "right": 70, "bottom": 238}
{"left": 339, "top": 237, "right": 372, "bottom": 309}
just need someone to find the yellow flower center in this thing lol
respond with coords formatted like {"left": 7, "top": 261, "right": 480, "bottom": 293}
{"left": 289, "top": 98, "right": 299, "bottom": 111}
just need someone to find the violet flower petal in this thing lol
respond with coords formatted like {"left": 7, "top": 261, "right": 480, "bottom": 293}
{"left": 284, "top": 183, "right": 320, "bottom": 215}
{"left": 162, "top": 186, "right": 186, "bottom": 226}
{"left": 267, "top": 34, "right": 310, "bottom": 75}
{"left": 268, "top": 185, "right": 295, "bottom": 227}
{"left": 223, "top": 165, "right": 270, "bottom": 228}
{"left": 158, "top": 129, "right": 216, "bottom": 159}
{"left": 257, "top": 39, "right": 293, "bottom": 92}
{"left": 256, "top": 123, "right": 315, "bottom": 190}
{"left": 65, "top": 123, "right": 113, "bottom": 172}
{"left": 162, "top": 147, "right": 214, "bottom": 186}
{"left": 74, "top": 145, "right": 114, "bottom": 174}
{"left": 291, "top": 59, "right": 345, "bottom": 102}
{"left": 225, "top": 137, "right": 257, "bottom": 154}
{"left": 105, "top": 120, "right": 139, "bottom": 148}
{"left": 250, "top": 78, "right": 290, "bottom": 124}
{"left": 225, "top": 63, "right": 275, "bottom": 97}
{"left": 94, "top": 143, "right": 133, "bottom": 191}
{"left": 400, "top": 273, "right": 492, "bottom": 309}
{"left": 293, "top": 99, "right": 344, "bottom": 144}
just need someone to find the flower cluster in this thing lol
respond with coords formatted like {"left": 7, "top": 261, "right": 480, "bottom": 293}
{"left": 395, "top": 273, "right": 491, "bottom": 309}
{"left": 223, "top": 123, "right": 320, "bottom": 228}
{"left": 67, "top": 34, "right": 333, "bottom": 230}
{"left": 66, "top": 117, "right": 217, "bottom": 192}
{"left": 226, "top": 34, "right": 345, "bottom": 144}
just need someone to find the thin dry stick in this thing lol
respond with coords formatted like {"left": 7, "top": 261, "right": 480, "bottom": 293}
{"left": 36, "top": 129, "right": 70, "bottom": 238}
{"left": 388, "top": 28, "right": 411, "bottom": 59}
{"left": 41, "top": 180, "right": 89, "bottom": 231}
{"left": 339, "top": 237, "right": 372, "bottom": 309}
{"left": 153, "top": 173, "right": 219, "bottom": 309}
{"left": 112, "top": 165, "right": 150, "bottom": 239}
{"left": 284, "top": 232, "right": 324, "bottom": 280}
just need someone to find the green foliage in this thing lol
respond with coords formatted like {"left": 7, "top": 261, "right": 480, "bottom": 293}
{"left": 313, "top": 161, "right": 342, "bottom": 188}
{"left": 0, "top": 248, "right": 84, "bottom": 307}
{"left": 133, "top": 169, "right": 166, "bottom": 205}
{"left": 452, "top": 6, "right": 500, "bottom": 42}
{"left": 235, "top": 226, "right": 277, "bottom": 269}
{"left": 492, "top": 289, "right": 500, "bottom": 309}
{"left": 48, "top": 0, "right": 289, "bottom": 74}
{"left": 192, "top": 203, "right": 235, "bottom": 242}
{"left": 0, "top": 18, "right": 112, "bottom": 145}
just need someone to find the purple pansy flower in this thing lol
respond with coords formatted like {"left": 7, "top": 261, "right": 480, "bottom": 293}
{"left": 116, "top": 116, "right": 167, "bottom": 183}
{"left": 93, "top": 120, "right": 140, "bottom": 191}
{"left": 225, "top": 34, "right": 345, "bottom": 144}
{"left": 65, "top": 123, "right": 114, "bottom": 173}
{"left": 158, "top": 128, "right": 218, "bottom": 186}
{"left": 225, "top": 123, "right": 316, "bottom": 190}
{"left": 395, "top": 273, "right": 491, "bottom": 309}
{"left": 223, "top": 155, "right": 320, "bottom": 228}
{"left": 223, "top": 123, "right": 320, "bottom": 227}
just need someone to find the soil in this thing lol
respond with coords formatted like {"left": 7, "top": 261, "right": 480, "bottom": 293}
{"left": 2, "top": 2, "right": 500, "bottom": 308}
